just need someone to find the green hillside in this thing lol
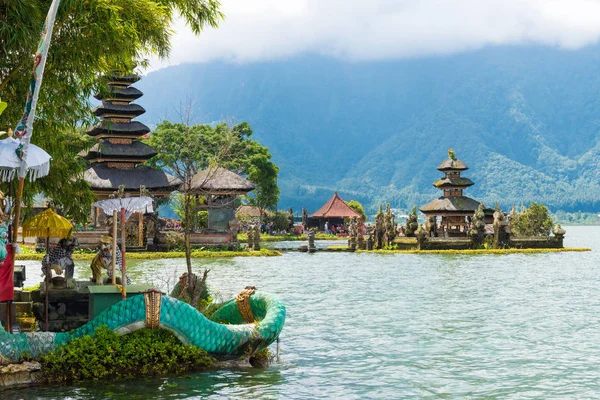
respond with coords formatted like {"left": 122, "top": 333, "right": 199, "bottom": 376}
{"left": 138, "top": 46, "right": 600, "bottom": 215}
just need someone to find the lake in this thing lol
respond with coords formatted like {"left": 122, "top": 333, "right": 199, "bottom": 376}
{"left": 6, "top": 226, "right": 600, "bottom": 399}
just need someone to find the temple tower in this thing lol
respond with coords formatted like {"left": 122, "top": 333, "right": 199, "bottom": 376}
{"left": 84, "top": 75, "right": 180, "bottom": 199}
{"left": 420, "top": 150, "right": 490, "bottom": 236}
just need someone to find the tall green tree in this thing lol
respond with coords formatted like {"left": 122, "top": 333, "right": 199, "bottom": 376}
{"left": 512, "top": 202, "right": 555, "bottom": 237}
{"left": 0, "top": 0, "right": 222, "bottom": 222}
{"left": 345, "top": 200, "right": 366, "bottom": 222}
{"left": 224, "top": 123, "right": 279, "bottom": 213}
{"left": 145, "top": 119, "right": 226, "bottom": 300}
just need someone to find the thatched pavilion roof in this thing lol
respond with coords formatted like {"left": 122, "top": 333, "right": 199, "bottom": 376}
{"left": 236, "top": 205, "right": 273, "bottom": 218}
{"left": 311, "top": 192, "right": 360, "bottom": 219}
{"left": 433, "top": 177, "right": 474, "bottom": 188}
{"left": 186, "top": 167, "right": 255, "bottom": 195}
{"left": 437, "top": 158, "right": 468, "bottom": 171}
{"left": 84, "top": 164, "right": 181, "bottom": 192}
{"left": 420, "top": 196, "right": 490, "bottom": 215}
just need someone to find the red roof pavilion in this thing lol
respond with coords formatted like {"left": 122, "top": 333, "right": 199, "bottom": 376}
{"left": 311, "top": 192, "right": 361, "bottom": 219}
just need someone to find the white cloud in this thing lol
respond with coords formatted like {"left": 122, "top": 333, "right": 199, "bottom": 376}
{"left": 146, "top": 0, "right": 600, "bottom": 70}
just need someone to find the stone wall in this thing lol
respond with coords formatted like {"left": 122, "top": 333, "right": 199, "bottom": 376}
{"left": 420, "top": 238, "right": 473, "bottom": 250}
{"left": 509, "top": 236, "right": 563, "bottom": 249}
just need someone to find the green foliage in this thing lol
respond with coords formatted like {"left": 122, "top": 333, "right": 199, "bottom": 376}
{"left": 164, "top": 231, "right": 185, "bottom": 250}
{"left": 345, "top": 200, "right": 366, "bottom": 221}
{"left": 0, "top": 0, "right": 222, "bottom": 223}
{"left": 268, "top": 211, "right": 293, "bottom": 231}
{"left": 40, "top": 326, "right": 216, "bottom": 384}
{"left": 553, "top": 211, "right": 600, "bottom": 225}
{"left": 512, "top": 202, "right": 555, "bottom": 237}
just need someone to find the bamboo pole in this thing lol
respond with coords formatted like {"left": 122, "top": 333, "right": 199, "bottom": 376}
{"left": 112, "top": 210, "right": 117, "bottom": 285}
{"left": 44, "top": 230, "right": 49, "bottom": 331}
{"left": 138, "top": 212, "right": 143, "bottom": 247}
{"left": 121, "top": 208, "right": 126, "bottom": 299}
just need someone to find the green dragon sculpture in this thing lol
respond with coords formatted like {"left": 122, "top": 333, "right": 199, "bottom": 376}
{"left": 0, "top": 289, "right": 286, "bottom": 361}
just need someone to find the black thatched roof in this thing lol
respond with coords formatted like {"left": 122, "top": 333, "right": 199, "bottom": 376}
{"left": 87, "top": 120, "right": 150, "bottom": 137}
{"left": 94, "top": 86, "right": 143, "bottom": 101}
{"left": 420, "top": 196, "right": 485, "bottom": 214}
{"left": 93, "top": 102, "right": 145, "bottom": 118}
{"left": 433, "top": 177, "right": 474, "bottom": 188}
{"left": 86, "top": 140, "right": 157, "bottom": 160}
{"left": 106, "top": 74, "right": 140, "bottom": 84}
{"left": 84, "top": 164, "right": 181, "bottom": 191}
{"left": 437, "top": 158, "right": 468, "bottom": 171}
{"left": 186, "top": 167, "right": 255, "bottom": 194}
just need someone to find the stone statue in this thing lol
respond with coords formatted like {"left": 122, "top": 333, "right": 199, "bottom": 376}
{"left": 405, "top": 206, "right": 419, "bottom": 237}
{"left": 374, "top": 204, "right": 384, "bottom": 249}
{"left": 415, "top": 224, "right": 428, "bottom": 250}
{"left": 308, "top": 228, "right": 316, "bottom": 252}
{"left": 42, "top": 237, "right": 79, "bottom": 288}
{"left": 469, "top": 204, "right": 486, "bottom": 245}
{"left": 383, "top": 204, "right": 395, "bottom": 247}
{"left": 252, "top": 224, "right": 261, "bottom": 250}
{"left": 90, "top": 236, "right": 131, "bottom": 285}
{"left": 425, "top": 215, "right": 437, "bottom": 238}
{"left": 553, "top": 224, "right": 566, "bottom": 247}
{"left": 302, "top": 207, "right": 308, "bottom": 228}
{"left": 348, "top": 216, "right": 358, "bottom": 250}
{"left": 507, "top": 206, "right": 517, "bottom": 235}
{"left": 493, "top": 203, "right": 509, "bottom": 248}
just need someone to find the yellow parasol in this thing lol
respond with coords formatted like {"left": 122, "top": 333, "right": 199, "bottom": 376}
{"left": 22, "top": 208, "right": 73, "bottom": 331}
{"left": 22, "top": 208, "right": 72, "bottom": 239}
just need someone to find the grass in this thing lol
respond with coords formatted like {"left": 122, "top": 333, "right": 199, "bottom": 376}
{"left": 16, "top": 248, "right": 281, "bottom": 261}
{"left": 357, "top": 247, "right": 591, "bottom": 255}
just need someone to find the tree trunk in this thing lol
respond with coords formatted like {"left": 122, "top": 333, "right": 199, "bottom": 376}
{"left": 184, "top": 193, "right": 194, "bottom": 297}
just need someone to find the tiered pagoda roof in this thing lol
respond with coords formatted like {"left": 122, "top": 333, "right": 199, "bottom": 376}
{"left": 420, "top": 150, "right": 487, "bottom": 216}
{"left": 311, "top": 192, "right": 361, "bottom": 219}
{"left": 83, "top": 75, "right": 180, "bottom": 198}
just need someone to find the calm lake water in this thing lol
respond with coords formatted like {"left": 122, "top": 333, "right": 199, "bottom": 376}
{"left": 6, "top": 226, "right": 600, "bottom": 399}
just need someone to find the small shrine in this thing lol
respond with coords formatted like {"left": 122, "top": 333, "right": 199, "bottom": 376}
{"left": 186, "top": 167, "right": 255, "bottom": 245}
{"left": 420, "top": 150, "right": 491, "bottom": 236}
{"left": 310, "top": 192, "right": 361, "bottom": 230}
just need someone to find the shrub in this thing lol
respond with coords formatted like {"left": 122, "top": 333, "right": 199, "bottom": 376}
{"left": 41, "top": 326, "right": 216, "bottom": 384}
{"left": 164, "top": 231, "right": 185, "bottom": 250}
{"left": 513, "top": 202, "right": 554, "bottom": 237}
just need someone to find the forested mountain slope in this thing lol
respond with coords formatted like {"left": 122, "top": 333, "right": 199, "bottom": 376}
{"left": 139, "top": 45, "right": 600, "bottom": 214}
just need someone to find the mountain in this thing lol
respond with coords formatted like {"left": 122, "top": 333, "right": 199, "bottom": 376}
{"left": 137, "top": 45, "right": 600, "bottom": 216}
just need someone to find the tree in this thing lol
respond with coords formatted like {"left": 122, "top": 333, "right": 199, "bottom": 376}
{"left": 217, "top": 123, "right": 279, "bottom": 213}
{"left": 345, "top": 200, "right": 366, "bottom": 222}
{"left": 0, "top": 0, "right": 222, "bottom": 222}
{"left": 513, "top": 202, "right": 554, "bottom": 237}
{"left": 145, "top": 118, "right": 230, "bottom": 303}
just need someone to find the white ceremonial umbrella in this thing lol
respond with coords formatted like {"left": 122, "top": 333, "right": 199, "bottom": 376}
{"left": 92, "top": 197, "right": 153, "bottom": 298}
{"left": 0, "top": 137, "right": 51, "bottom": 182}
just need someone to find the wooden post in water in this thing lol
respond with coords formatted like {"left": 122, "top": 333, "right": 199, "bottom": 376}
{"left": 138, "top": 212, "right": 143, "bottom": 247}
{"left": 121, "top": 208, "right": 126, "bottom": 299}
{"left": 112, "top": 210, "right": 117, "bottom": 285}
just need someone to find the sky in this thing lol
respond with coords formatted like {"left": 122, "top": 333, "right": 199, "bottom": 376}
{"left": 147, "top": 0, "right": 600, "bottom": 71}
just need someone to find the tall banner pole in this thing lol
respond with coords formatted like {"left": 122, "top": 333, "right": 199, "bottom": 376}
{"left": 8, "top": 0, "right": 62, "bottom": 333}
